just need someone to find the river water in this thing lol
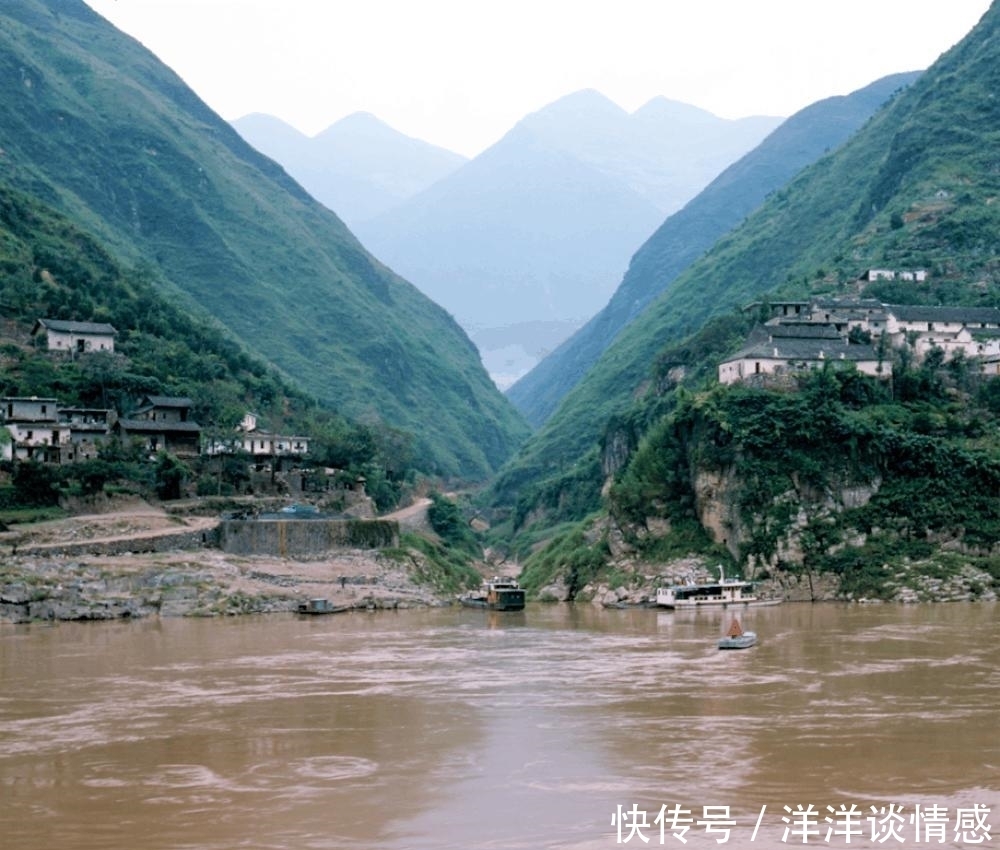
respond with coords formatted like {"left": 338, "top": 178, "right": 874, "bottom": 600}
{"left": 1, "top": 602, "right": 997, "bottom": 849}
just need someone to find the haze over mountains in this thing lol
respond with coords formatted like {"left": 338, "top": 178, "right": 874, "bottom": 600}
{"left": 233, "top": 92, "right": 782, "bottom": 388}
{"left": 507, "top": 71, "right": 923, "bottom": 426}
{"left": 231, "top": 111, "right": 467, "bottom": 228}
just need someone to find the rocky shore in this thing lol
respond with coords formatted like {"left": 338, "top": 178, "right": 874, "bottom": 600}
{"left": 0, "top": 549, "right": 451, "bottom": 623}
{"left": 0, "top": 501, "right": 449, "bottom": 623}
{"left": 558, "top": 556, "right": 998, "bottom": 607}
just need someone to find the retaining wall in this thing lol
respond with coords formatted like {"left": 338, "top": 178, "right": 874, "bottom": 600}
{"left": 17, "top": 529, "right": 215, "bottom": 558}
{"left": 217, "top": 518, "right": 399, "bottom": 557}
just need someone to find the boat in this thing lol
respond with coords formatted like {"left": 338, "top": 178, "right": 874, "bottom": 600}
{"left": 458, "top": 577, "right": 526, "bottom": 611}
{"left": 297, "top": 597, "right": 350, "bottom": 615}
{"left": 655, "top": 564, "right": 779, "bottom": 610}
{"left": 718, "top": 616, "right": 757, "bottom": 650}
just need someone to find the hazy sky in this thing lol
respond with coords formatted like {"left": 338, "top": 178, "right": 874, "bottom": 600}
{"left": 82, "top": 0, "right": 992, "bottom": 158}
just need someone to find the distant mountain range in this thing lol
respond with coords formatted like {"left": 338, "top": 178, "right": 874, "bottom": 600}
{"left": 231, "top": 112, "right": 467, "bottom": 228}
{"left": 0, "top": 0, "right": 528, "bottom": 480}
{"left": 234, "top": 91, "right": 782, "bottom": 388}
{"left": 507, "top": 71, "right": 923, "bottom": 427}
{"left": 355, "top": 91, "right": 782, "bottom": 387}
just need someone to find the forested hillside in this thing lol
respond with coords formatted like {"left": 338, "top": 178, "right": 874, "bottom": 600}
{"left": 0, "top": 183, "right": 418, "bottom": 508}
{"left": 0, "top": 0, "right": 528, "bottom": 480}
{"left": 486, "top": 3, "right": 1000, "bottom": 598}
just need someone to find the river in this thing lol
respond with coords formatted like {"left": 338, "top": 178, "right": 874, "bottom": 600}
{"left": 1, "top": 602, "right": 997, "bottom": 849}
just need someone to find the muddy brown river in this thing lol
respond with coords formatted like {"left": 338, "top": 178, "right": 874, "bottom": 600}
{"left": 1, "top": 602, "right": 997, "bottom": 848}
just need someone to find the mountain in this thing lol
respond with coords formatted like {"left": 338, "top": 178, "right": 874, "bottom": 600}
{"left": 0, "top": 0, "right": 528, "bottom": 480}
{"left": 230, "top": 112, "right": 467, "bottom": 228}
{"left": 489, "top": 2, "right": 998, "bottom": 516}
{"left": 507, "top": 72, "right": 923, "bottom": 427}
{"left": 353, "top": 90, "right": 782, "bottom": 387}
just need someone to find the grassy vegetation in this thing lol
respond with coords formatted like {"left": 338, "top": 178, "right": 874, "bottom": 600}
{"left": 382, "top": 533, "right": 482, "bottom": 595}
{"left": 516, "top": 520, "right": 609, "bottom": 598}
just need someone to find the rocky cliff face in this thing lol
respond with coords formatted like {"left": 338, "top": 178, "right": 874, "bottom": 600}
{"left": 691, "top": 465, "right": 882, "bottom": 570}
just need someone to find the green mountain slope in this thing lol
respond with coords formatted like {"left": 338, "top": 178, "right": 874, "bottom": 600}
{"left": 491, "top": 2, "right": 999, "bottom": 514}
{"left": 506, "top": 72, "right": 921, "bottom": 428}
{"left": 0, "top": 0, "right": 528, "bottom": 480}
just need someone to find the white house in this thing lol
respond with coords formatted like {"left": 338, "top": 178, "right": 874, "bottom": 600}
{"left": 204, "top": 412, "right": 310, "bottom": 463}
{"left": 860, "top": 269, "right": 928, "bottom": 282}
{"left": 718, "top": 326, "right": 884, "bottom": 385}
{"left": 0, "top": 398, "right": 114, "bottom": 462}
{"left": 1, "top": 397, "right": 65, "bottom": 462}
{"left": 31, "top": 319, "right": 117, "bottom": 353}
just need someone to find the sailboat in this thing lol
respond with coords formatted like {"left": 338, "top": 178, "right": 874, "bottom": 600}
{"left": 718, "top": 616, "right": 757, "bottom": 650}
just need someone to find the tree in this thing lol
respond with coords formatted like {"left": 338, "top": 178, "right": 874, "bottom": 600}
{"left": 154, "top": 452, "right": 189, "bottom": 500}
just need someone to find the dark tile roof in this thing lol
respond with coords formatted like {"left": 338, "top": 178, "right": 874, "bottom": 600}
{"left": 728, "top": 337, "right": 878, "bottom": 363}
{"left": 141, "top": 395, "right": 194, "bottom": 408}
{"left": 761, "top": 322, "right": 843, "bottom": 340}
{"left": 116, "top": 419, "right": 201, "bottom": 433}
{"left": 812, "top": 297, "right": 885, "bottom": 310}
{"left": 886, "top": 304, "right": 1000, "bottom": 324}
{"left": 33, "top": 318, "right": 118, "bottom": 335}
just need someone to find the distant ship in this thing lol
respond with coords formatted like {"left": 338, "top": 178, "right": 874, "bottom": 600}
{"left": 458, "top": 577, "right": 526, "bottom": 611}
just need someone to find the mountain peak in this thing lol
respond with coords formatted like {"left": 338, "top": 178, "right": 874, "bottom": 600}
{"left": 317, "top": 110, "right": 394, "bottom": 140}
{"left": 631, "top": 96, "right": 723, "bottom": 124}
{"left": 521, "top": 89, "right": 630, "bottom": 126}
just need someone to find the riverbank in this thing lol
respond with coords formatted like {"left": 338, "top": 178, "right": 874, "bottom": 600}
{"left": 0, "top": 548, "right": 447, "bottom": 623}
{"left": 0, "top": 499, "right": 449, "bottom": 623}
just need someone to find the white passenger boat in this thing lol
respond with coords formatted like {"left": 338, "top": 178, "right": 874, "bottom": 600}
{"left": 656, "top": 565, "right": 779, "bottom": 610}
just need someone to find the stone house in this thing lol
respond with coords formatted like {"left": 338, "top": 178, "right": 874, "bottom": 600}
{"left": 723, "top": 298, "right": 1000, "bottom": 385}
{"left": 60, "top": 408, "right": 116, "bottom": 462}
{"left": 31, "top": 318, "right": 117, "bottom": 353}
{"left": 115, "top": 395, "right": 201, "bottom": 457}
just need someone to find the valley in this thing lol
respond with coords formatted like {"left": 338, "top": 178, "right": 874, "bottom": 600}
{"left": 0, "top": 0, "right": 998, "bottom": 612}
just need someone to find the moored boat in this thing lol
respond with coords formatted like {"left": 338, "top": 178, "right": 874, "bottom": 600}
{"left": 656, "top": 564, "right": 779, "bottom": 610}
{"left": 459, "top": 577, "right": 526, "bottom": 611}
{"left": 297, "top": 598, "right": 350, "bottom": 615}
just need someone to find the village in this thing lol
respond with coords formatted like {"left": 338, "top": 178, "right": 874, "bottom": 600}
{"left": 3, "top": 318, "right": 312, "bottom": 474}
{"left": 718, "top": 269, "right": 1000, "bottom": 385}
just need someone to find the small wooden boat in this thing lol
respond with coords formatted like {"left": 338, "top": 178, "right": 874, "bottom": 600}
{"left": 458, "top": 577, "right": 526, "bottom": 611}
{"left": 718, "top": 616, "right": 757, "bottom": 650}
{"left": 297, "top": 598, "right": 350, "bottom": 615}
